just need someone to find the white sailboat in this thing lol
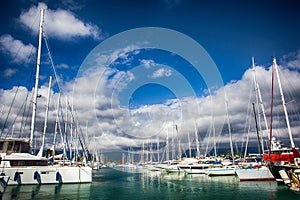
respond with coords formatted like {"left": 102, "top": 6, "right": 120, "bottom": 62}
{"left": 204, "top": 101, "right": 237, "bottom": 176}
{"left": 262, "top": 58, "right": 300, "bottom": 187}
{"left": 235, "top": 57, "right": 275, "bottom": 181}
{"left": 0, "top": 8, "right": 92, "bottom": 185}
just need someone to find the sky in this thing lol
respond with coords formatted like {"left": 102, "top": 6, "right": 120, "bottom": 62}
{"left": 0, "top": 0, "right": 300, "bottom": 160}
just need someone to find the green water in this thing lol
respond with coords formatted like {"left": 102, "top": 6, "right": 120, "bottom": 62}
{"left": 2, "top": 168, "right": 299, "bottom": 200}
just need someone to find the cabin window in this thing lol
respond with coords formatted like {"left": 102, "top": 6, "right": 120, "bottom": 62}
{"left": 7, "top": 142, "right": 13, "bottom": 151}
{"left": 10, "top": 160, "right": 48, "bottom": 166}
{"left": 13, "top": 143, "right": 20, "bottom": 152}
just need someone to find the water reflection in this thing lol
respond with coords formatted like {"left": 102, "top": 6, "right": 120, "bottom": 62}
{"left": 2, "top": 168, "right": 299, "bottom": 200}
{"left": 3, "top": 183, "right": 91, "bottom": 200}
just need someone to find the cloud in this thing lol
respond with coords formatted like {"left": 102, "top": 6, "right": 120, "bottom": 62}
{"left": 3, "top": 68, "right": 17, "bottom": 77}
{"left": 19, "top": 2, "right": 103, "bottom": 40}
{"left": 1, "top": 48, "right": 300, "bottom": 158}
{"left": 56, "top": 63, "right": 69, "bottom": 69}
{"left": 152, "top": 68, "right": 172, "bottom": 78}
{"left": 70, "top": 51, "right": 300, "bottom": 154}
{"left": 139, "top": 59, "right": 157, "bottom": 69}
{"left": 0, "top": 34, "right": 36, "bottom": 64}
{"left": 281, "top": 50, "right": 300, "bottom": 70}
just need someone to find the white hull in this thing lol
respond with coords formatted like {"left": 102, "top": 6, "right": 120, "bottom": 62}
{"left": 1, "top": 166, "right": 92, "bottom": 185}
{"left": 183, "top": 168, "right": 206, "bottom": 174}
{"left": 205, "top": 166, "right": 236, "bottom": 176}
{"left": 236, "top": 166, "right": 275, "bottom": 181}
{"left": 179, "top": 163, "right": 223, "bottom": 174}
{"left": 163, "top": 165, "right": 180, "bottom": 173}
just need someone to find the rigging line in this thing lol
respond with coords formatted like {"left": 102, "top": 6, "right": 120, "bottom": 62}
{"left": 241, "top": 69, "right": 255, "bottom": 153}
{"left": 19, "top": 61, "right": 35, "bottom": 137}
{"left": 19, "top": 90, "right": 31, "bottom": 137}
{"left": 43, "top": 33, "right": 62, "bottom": 93}
{"left": 0, "top": 47, "right": 37, "bottom": 138}
{"left": 9, "top": 8, "right": 39, "bottom": 66}
{"left": 57, "top": 98, "right": 71, "bottom": 159}
{"left": 0, "top": 87, "right": 20, "bottom": 138}
{"left": 0, "top": 12, "right": 37, "bottom": 137}
{"left": 3, "top": 96, "right": 28, "bottom": 139}
{"left": 13, "top": 42, "right": 37, "bottom": 89}
{"left": 66, "top": 103, "right": 90, "bottom": 160}
{"left": 0, "top": 105, "right": 4, "bottom": 122}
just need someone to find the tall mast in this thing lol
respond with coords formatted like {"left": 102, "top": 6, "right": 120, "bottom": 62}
{"left": 157, "top": 137, "right": 160, "bottom": 163}
{"left": 268, "top": 64, "right": 274, "bottom": 161}
{"left": 252, "top": 57, "right": 268, "bottom": 152}
{"left": 30, "top": 9, "right": 44, "bottom": 150}
{"left": 52, "top": 93, "right": 61, "bottom": 163}
{"left": 166, "top": 128, "right": 169, "bottom": 161}
{"left": 37, "top": 76, "right": 52, "bottom": 157}
{"left": 194, "top": 123, "right": 200, "bottom": 159}
{"left": 273, "top": 58, "right": 295, "bottom": 148}
{"left": 188, "top": 131, "right": 191, "bottom": 157}
{"left": 175, "top": 124, "right": 181, "bottom": 160}
{"left": 212, "top": 115, "right": 217, "bottom": 157}
{"left": 171, "top": 123, "right": 175, "bottom": 160}
{"left": 225, "top": 101, "right": 234, "bottom": 161}
{"left": 252, "top": 103, "right": 262, "bottom": 155}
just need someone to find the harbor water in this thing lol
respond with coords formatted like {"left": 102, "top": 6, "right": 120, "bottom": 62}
{"left": 2, "top": 167, "right": 299, "bottom": 200}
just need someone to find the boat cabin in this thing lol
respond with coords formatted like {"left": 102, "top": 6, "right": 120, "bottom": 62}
{"left": 0, "top": 138, "right": 30, "bottom": 154}
{"left": 0, "top": 138, "right": 48, "bottom": 167}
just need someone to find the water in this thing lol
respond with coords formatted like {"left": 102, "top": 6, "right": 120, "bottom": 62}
{"left": 2, "top": 168, "right": 299, "bottom": 200}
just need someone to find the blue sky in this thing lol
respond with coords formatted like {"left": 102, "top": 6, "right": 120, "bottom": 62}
{"left": 1, "top": 0, "right": 300, "bottom": 90}
{"left": 0, "top": 0, "right": 300, "bottom": 156}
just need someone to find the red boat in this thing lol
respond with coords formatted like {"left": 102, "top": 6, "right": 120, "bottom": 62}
{"left": 263, "top": 147, "right": 300, "bottom": 165}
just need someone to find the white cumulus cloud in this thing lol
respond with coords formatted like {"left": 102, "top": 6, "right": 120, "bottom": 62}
{"left": 19, "top": 2, "right": 103, "bottom": 40}
{"left": 152, "top": 68, "right": 172, "bottom": 78}
{"left": 0, "top": 34, "right": 36, "bottom": 64}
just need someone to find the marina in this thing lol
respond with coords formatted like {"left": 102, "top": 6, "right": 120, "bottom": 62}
{"left": 2, "top": 168, "right": 300, "bottom": 200}
{"left": 1, "top": 1, "right": 300, "bottom": 199}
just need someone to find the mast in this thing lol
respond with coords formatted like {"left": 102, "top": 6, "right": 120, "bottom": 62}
{"left": 188, "top": 132, "right": 191, "bottom": 157}
{"left": 166, "top": 128, "right": 169, "bottom": 161}
{"left": 268, "top": 64, "right": 274, "bottom": 161}
{"left": 212, "top": 115, "right": 217, "bottom": 157}
{"left": 69, "top": 103, "right": 73, "bottom": 164}
{"left": 51, "top": 93, "right": 61, "bottom": 163}
{"left": 37, "top": 76, "right": 52, "bottom": 157}
{"left": 273, "top": 58, "right": 295, "bottom": 148}
{"left": 252, "top": 57, "right": 268, "bottom": 152}
{"left": 171, "top": 123, "right": 175, "bottom": 160}
{"left": 30, "top": 8, "right": 44, "bottom": 149}
{"left": 225, "top": 101, "right": 235, "bottom": 161}
{"left": 244, "top": 118, "right": 251, "bottom": 159}
{"left": 157, "top": 138, "right": 160, "bottom": 163}
{"left": 64, "top": 97, "right": 68, "bottom": 163}
{"left": 175, "top": 124, "right": 181, "bottom": 160}
{"left": 252, "top": 103, "right": 262, "bottom": 156}
{"left": 194, "top": 123, "right": 200, "bottom": 159}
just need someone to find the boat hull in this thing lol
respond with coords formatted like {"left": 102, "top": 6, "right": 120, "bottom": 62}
{"left": 1, "top": 166, "right": 92, "bottom": 185}
{"left": 236, "top": 166, "right": 275, "bottom": 181}
{"left": 183, "top": 168, "right": 206, "bottom": 174}
{"left": 205, "top": 167, "right": 236, "bottom": 176}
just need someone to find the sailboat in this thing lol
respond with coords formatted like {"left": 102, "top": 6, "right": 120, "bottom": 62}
{"left": 204, "top": 101, "right": 237, "bottom": 176}
{"left": 0, "top": 9, "right": 92, "bottom": 185}
{"left": 235, "top": 58, "right": 275, "bottom": 181}
{"left": 262, "top": 58, "right": 300, "bottom": 185}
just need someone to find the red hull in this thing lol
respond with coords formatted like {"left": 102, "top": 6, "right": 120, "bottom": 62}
{"left": 263, "top": 148, "right": 300, "bottom": 163}
{"left": 263, "top": 153, "right": 294, "bottom": 163}
{"left": 239, "top": 177, "right": 275, "bottom": 181}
